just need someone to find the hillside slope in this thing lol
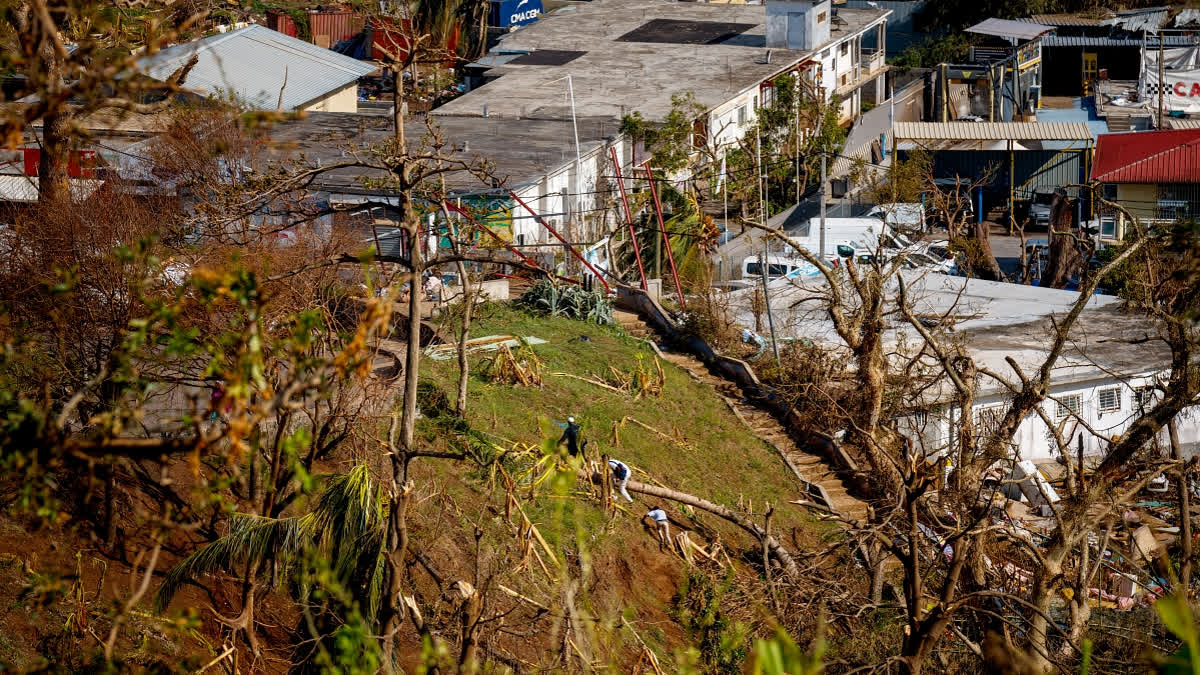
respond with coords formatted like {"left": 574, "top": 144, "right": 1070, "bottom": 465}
{"left": 0, "top": 302, "right": 840, "bottom": 672}
{"left": 399, "top": 303, "right": 840, "bottom": 669}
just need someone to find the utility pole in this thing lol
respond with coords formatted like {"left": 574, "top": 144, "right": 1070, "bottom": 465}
{"left": 760, "top": 245, "right": 781, "bottom": 367}
{"left": 819, "top": 152, "right": 827, "bottom": 263}
{"left": 756, "top": 124, "right": 765, "bottom": 226}
{"left": 795, "top": 80, "right": 801, "bottom": 204}
{"left": 722, "top": 146, "right": 728, "bottom": 236}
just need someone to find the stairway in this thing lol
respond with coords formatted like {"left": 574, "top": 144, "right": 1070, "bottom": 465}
{"left": 1107, "top": 114, "right": 1132, "bottom": 132}
{"left": 613, "top": 310, "right": 870, "bottom": 523}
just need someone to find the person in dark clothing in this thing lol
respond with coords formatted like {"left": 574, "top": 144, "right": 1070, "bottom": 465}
{"left": 558, "top": 416, "right": 581, "bottom": 457}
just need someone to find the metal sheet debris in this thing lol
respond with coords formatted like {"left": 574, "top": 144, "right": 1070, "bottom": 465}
{"left": 424, "top": 335, "right": 547, "bottom": 361}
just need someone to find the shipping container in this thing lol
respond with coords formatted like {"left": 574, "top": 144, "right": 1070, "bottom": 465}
{"left": 309, "top": 11, "right": 364, "bottom": 49}
{"left": 266, "top": 10, "right": 298, "bottom": 38}
{"left": 368, "top": 17, "right": 460, "bottom": 62}
{"left": 265, "top": 9, "right": 364, "bottom": 48}
{"left": 369, "top": 16, "right": 412, "bottom": 62}
{"left": 488, "top": 0, "right": 542, "bottom": 28}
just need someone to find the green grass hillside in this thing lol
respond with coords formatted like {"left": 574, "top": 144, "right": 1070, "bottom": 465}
{"left": 402, "top": 302, "right": 838, "bottom": 667}
{"left": 418, "top": 303, "right": 817, "bottom": 535}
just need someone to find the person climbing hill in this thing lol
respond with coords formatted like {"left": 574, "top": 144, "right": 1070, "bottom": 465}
{"left": 608, "top": 457, "right": 632, "bottom": 503}
{"left": 556, "top": 416, "right": 582, "bottom": 457}
{"left": 643, "top": 506, "right": 670, "bottom": 551}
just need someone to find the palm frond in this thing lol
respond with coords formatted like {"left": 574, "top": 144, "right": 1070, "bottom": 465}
{"left": 153, "top": 512, "right": 314, "bottom": 613}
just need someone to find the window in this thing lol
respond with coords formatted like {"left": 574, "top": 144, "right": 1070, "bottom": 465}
{"left": 975, "top": 405, "right": 1004, "bottom": 438}
{"left": 1100, "top": 217, "right": 1117, "bottom": 238}
{"left": 737, "top": 106, "right": 746, "bottom": 124}
{"left": 840, "top": 73, "right": 848, "bottom": 86}
{"left": 1098, "top": 387, "right": 1121, "bottom": 412}
{"left": 1135, "top": 386, "right": 1156, "bottom": 412}
{"left": 820, "top": 49, "right": 830, "bottom": 59}
{"left": 840, "top": 42, "right": 849, "bottom": 56}
{"left": 746, "top": 262, "right": 788, "bottom": 277}
{"left": 1055, "top": 394, "right": 1082, "bottom": 419}
{"left": 817, "top": 11, "right": 827, "bottom": 23}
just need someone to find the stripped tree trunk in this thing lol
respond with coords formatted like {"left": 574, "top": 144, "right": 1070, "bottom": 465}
{"left": 585, "top": 472, "right": 801, "bottom": 580}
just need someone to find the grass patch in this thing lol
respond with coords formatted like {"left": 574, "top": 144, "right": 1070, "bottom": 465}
{"left": 418, "top": 302, "right": 818, "bottom": 543}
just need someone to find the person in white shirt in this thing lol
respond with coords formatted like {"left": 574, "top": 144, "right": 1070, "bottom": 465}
{"left": 608, "top": 458, "right": 632, "bottom": 503}
{"left": 423, "top": 273, "right": 443, "bottom": 305}
{"left": 644, "top": 506, "right": 670, "bottom": 550}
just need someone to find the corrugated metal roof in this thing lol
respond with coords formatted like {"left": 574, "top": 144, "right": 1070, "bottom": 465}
{"left": 0, "top": 175, "right": 102, "bottom": 202}
{"left": 894, "top": 122, "right": 1093, "bottom": 141}
{"left": 965, "top": 18, "right": 1053, "bottom": 41}
{"left": 1102, "top": 8, "right": 1169, "bottom": 32}
{"left": 1177, "top": 8, "right": 1200, "bottom": 27}
{"left": 1042, "top": 36, "right": 1144, "bottom": 47}
{"left": 1019, "top": 13, "right": 1110, "bottom": 27}
{"left": 140, "top": 25, "right": 376, "bottom": 111}
{"left": 1092, "top": 129, "right": 1200, "bottom": 182}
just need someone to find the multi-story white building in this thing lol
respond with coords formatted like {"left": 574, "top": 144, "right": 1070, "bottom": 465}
{"left": 435, "top": 0, "right": 890, "bottom": 236}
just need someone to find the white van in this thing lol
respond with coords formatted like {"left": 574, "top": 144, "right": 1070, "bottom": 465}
{"left": 868, "top": 203, "right": 926, "bottom": 231}
{"left": 741, "top": 255, "right": 821, "bottom": 280}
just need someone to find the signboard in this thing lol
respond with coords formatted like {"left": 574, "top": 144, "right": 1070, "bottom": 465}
{"left": 488, "top": 0, "right": 541, "bottom": 28}
{"left": 1143, "top": 66, "right": 1200, "bottom": 112}
{"left": 465, "top": 196, "right": 514, "bottom": 246}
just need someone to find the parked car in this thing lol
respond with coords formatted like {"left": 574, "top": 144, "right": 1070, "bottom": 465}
{"left": 741, "top": 255, "right": 821, "bottom": 280}
{"left": 1029, "top": 189, "right": 1056, "bottom": 228}
{"left": 928, "top": 178, "right": 975, "bottom": 228}
{"left": 867, "top": 203, "right": 926, "bottom": 231}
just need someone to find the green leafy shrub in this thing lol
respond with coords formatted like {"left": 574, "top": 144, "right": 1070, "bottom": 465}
{"left": 674, "top": 570, "right": 749, "bottom": 674}
{"left": 517, "top": 279, "right": 613, "bottom": 325}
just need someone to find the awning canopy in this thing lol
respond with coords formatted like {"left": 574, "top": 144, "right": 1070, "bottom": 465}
{"left": 965, "top": 18, "right": 1053, "bottom": 41}
{"left": 893, "top": 122, "right": 1093, "bottom": 142}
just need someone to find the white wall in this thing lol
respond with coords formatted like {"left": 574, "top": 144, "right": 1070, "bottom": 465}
{"left": 709, "top": 89, "right": 760, "bottom": 148}
{"left": 903, "top": 373, "right": 1200, "bottom": 463}
{"left": 301, "top": 82, "right": 359, "bottom": 113}
{"left": 513, "top": 137, "right": 625, "bottom": 246}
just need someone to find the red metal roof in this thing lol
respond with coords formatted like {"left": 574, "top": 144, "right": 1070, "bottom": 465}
{"left": 1091, "top": 129, "right": 1200, "bottom": 183}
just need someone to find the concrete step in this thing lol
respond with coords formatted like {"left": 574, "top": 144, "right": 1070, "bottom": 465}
{"left": 791, "top": 455, "right": 828, "bottom": 468}
{"left": 618, "top": 309, "right": 875, "bottom": 527}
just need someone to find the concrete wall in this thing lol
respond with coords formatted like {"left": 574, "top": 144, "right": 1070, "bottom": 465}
{"left": 301, "top": 82, "right": 359, "bottom": 113}
{"left": 906, "top": 373, "right": 1200, "bottom": 461}
{"left": 515, "top": 137, "right": 625, "bottom": 246}
{"left": 443, "top": 277, "right": 510, "bottom": 303}
{"left": 844, "top": 0, "right": 926, "bottom": 56}
{"left": 766, "top": 0, "right": 831, "bottom": 51}
{"left": 709, "top": 88, "right": 760, "bottom": 148}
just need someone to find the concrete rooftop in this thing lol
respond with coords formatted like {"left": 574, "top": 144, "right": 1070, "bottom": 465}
{"left": 731, "top": 270, "right": 1168, "bottom": 394}
{"left": 434, "top": 0, "right": 889, "bottom": 123}
{"left": 259, "top": 112, "right": 617, "bottom": 195}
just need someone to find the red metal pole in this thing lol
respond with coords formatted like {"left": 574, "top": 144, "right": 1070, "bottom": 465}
{"left": 507, "top": 189, "right": 613, "bottom": 296}
{"left": 641, "top": 161, "right": 686, "bottom": 310}
{"left": 443, "top": 200, "right": 580, "bottom": 286}
{"left": 609, "top": 147, "right": 647, "bottom": 290}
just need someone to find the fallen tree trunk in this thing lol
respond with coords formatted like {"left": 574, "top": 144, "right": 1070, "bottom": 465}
{"left": 586, "top": 472, "right": 801, "bottom": 581}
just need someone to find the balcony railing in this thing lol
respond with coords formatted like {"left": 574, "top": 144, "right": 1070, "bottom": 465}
{"left": 861, "top": 49, "right": 885, "bottom": 78}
